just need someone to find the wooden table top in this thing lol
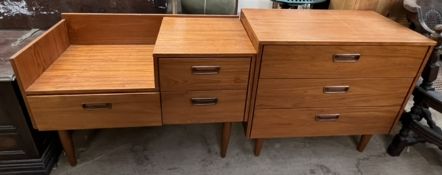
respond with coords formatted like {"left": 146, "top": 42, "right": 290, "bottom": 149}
{"left": 241, "top": 9, "right": 436, "bottom": 46}
{"left": 153, "top": 17, "right": 256, "bottom": 57}
{"left": 27, "top": 45, "right": 156, "bottom": 95}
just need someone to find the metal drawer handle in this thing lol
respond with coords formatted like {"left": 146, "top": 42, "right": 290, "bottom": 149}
{"left": 315, "top": 114, "right": 340, "bottom": 122}
{"left": 82, "top": 103, "right": 112, "bottom": 110}
{"left": 191, "top": 66, "right": 220, "bottom": 75}
{"left": 333, "top": 54, "right": 360, "bottom": 63}
{"left": 191, "top": 97, "right": 218, "bottom": 106}
{"left": 323, "top": 85, "right": 350, "bottom": 94}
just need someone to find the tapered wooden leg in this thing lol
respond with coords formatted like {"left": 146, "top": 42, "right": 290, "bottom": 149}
{"left": 58, "top": 130, "right": 77, "bottom": 166}
{"left": 254, "top": 139, "right": 263, "bottom": 156}
{"left": 357, "top": 135, "right": 373, "bottom": 152}
{"left": 220, "top": 122, "right": 232, "bottom": 158}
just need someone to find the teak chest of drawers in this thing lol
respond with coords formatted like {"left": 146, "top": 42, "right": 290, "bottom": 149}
{"left": 8, "top": 9, "right": 435, "bottom": 166}
{"left": 240, "top": 9, "right": 435, "bottom": 155}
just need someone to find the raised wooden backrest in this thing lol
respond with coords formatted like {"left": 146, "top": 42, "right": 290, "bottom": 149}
{"left": 10, "top": 20, "right": 70, "bottom": 91}
{"left": 62, "top": 13, "right": 164, "bottom": 45}
{"left": 62, "top": 13, "right": 238, "bottom": 45}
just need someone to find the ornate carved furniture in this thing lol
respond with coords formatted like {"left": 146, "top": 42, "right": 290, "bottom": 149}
{"left": 387, "top": 0, "right": 442, "bottom": 156}
{"left": 8, "top": 9, "right": 434, "bottom": 166}
{"left": 0, "top": 31, "right": 60, "bottom": 174}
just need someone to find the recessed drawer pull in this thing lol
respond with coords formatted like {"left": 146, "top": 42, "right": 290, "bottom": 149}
{"left": 315, "top": 114, "right": 340, "bottom": 122}
{"left": 333, "top": 54, "right": 360, "bottom": 63}
{"left": 191, "top": 66, "right": 220, "bottom": 75}
{"left": 82, "top": 103, "right": 112, "bottom": 110}
{"left": 191, "top": 97, "right": 218, "bottom": 106}
{"left": 323, "top": 85, "right": 350, "bottom": 94}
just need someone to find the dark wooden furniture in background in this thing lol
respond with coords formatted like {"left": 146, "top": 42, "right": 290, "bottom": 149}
{"left": 387, "top": 0, "right": 442, "bottom": 156}
{"left": 0, "top": 31, "right": 60, "bottom": 175}
{"left": 239, "top": 9, "right": 436, "bottom": 155}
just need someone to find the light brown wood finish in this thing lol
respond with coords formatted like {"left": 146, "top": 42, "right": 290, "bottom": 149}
{"left": 58, "top": 131, "right": 76, "bottom": 166}
{"left": 256, "top": 78, "right": 413, "bottom": 109}
{"left": 221, "top": 122, "right": 232, "bottom": 158}
{"left": 254, "top": 139, "right": 263, "bottom": 156}
{"left": 251, "top": 107, "right": 399, "bottom": 138}
{"left": 27, "top": 45, "right": 156, "bottom": 95}
{"left": 243, "top": 56, "right": 256, "bottom": 121}
{"left": 27, "top": 93, "right": 161, "bottom": 130}
{"left": 261, "top": 45, "right": 429, "bottom": 78}
{"left": 10, "top": 20, "right": 70, "bottom": 91}
{"left": 153, "top": 17, "right": 256, "bottom": 57}
{"left": 240, "top": 9, "right": 436, "bottom": 154}
{"left": 159, "top": 58, "right": 251, "bottom": 91}
{"left": 389, "top": 46, "right": 434, "bottom": 132}
{"left": 357, "top": 135, "right": 373, "bottom": 152}
{"left": 162, "top": 90, "right": 246, "bottom": 124}
{"left": 240, "top": 9, "right": 435, "bottom": 46}
{"left": 62, "top": 13, "right": 163, "bottom": 44}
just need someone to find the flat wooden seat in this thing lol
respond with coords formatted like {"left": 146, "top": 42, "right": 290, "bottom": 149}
{"left": 26, "top": 44, "right": 156, "bottom": 95}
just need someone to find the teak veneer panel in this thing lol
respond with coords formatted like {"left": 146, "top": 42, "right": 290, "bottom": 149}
{"left": 256, "top": 78, "right": 412, "bottom": 109}
{"left": 153, "top": 17, "right": 256, "bottom": 57}
{"left": 62, "top": 13, "right": 163, "bottom": 44}
{"left": 261, "top": 45, "right": 429, "bottom": 78}
{"left": 27, "top": 45, "right": 156, "bottom": 95}
{"left": 251, "top": 107, "right": 399, "bottom": 138}
{"left": 159, "top": 58, "right": 251, "bottom": 91}
{"left": 10, "top": 20, "right": 70, "bottom": 90}
{"left": 27, "top": 92, "right": 161, "bottom": 130}
{"left": 162, "top": 90, "right": 246, "bottom": 124}
{"left": 240, "top": 9, "right": 435, "bottom": 46}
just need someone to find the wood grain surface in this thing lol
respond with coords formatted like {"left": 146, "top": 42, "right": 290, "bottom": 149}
{"left": 162, "top": 90, "right": 246, "bottom": 124}
{"left": 27, "top": 45, "right": 156, "bottom": 95}
{"left": 10, "top": 20, "right": 70, "bottom": 90}
{"left": 62, "top": 13, "right": 164, "bottom": 44}
{"left": 159, "top": 58, "right": 251, "bottom": 91}
{"left": 240, "top": 9, "right": 435, "bottom": 46}
{"left": 153, "top": 17, "right": 256, "bottom": 57}
{"left": 251, "top": 106, "right": 399, "bottom": 138}
{"left": 260, "top": 45, "right": 429, "bottom": 78}
{"left": 27, "top": 92, "right": 161, "bottom": 130}
{"left": 256, "top": 78, "right": 413, "bottom": 109}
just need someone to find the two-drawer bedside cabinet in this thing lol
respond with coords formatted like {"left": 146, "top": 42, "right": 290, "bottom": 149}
{"left": 240, "top": 9, "right": 436, "bottom": 155}
{"left": 153, "top": 17, "right": 256, "bottom": 157}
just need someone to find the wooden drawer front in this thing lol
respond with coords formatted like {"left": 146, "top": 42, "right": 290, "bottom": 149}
{"left": 159, "top": 58, "right": 251, "bottom": 91}
{"left": 256, "top": 78, "right": 412, "bottom": 109}
{"left": 27, "top": 93, "right": 161, "bottom": 130}
{"left": 251, "top": 107, "right": 399, "bottom": 138}
{"left": 162, "top": 90, "right": 246, "bottom": 124}
{"left": 261, "top": 45, "right": 428, "bottom": 78}
{"left": 0, "top": 133, "right": 19, "bottom": 151}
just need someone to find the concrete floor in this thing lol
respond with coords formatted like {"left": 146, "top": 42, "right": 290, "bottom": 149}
{"left": 50, "top": 122, "right": 442, "bottom": 175}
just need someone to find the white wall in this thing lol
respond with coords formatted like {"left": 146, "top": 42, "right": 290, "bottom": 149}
{"left": 238, "top": 0, "right": 273, "bottom": 12}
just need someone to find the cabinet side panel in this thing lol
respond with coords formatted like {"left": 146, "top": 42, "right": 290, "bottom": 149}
{"left": 10, "top": 19, "right": 70, "bottom": 128}
{"left": 389, "top": 46, "right": 435, "bottom": 132}
{"left": 10, "top": 20, "right": 70, "bottom": 91}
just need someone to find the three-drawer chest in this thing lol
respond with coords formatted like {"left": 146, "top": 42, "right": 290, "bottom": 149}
{"left": 8, "top": 9, "right": 435, "bottom": 165}
{"left": 240, "top": 9, "right": 436, "bottom": 155}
